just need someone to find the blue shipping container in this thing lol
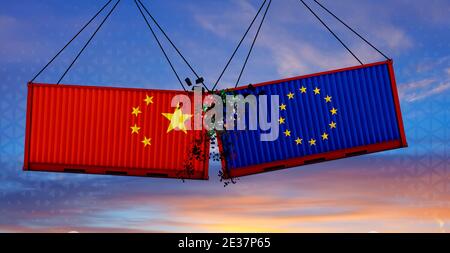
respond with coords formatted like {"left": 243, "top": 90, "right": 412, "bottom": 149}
{"left": 217, "top": 60, "right": 407, "bottom": 178}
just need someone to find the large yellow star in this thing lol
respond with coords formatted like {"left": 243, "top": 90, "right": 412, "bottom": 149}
{"left": 295, "top": 137, "right": 303, "bottom": 145}
{"left": 162, "top": 106, "right": 192, "bottom": 134}
{"left": 284, "top": 129, "right": 291, "bottom": 137}
{"left": 278, "top": 117, "right": 286, "bottom": 124}
{"left": 287, "top": 92, "right": 294, "bottom": 99}
{"left": 324, "top": 95, "right": 332, "bottom": 103}
{"left": 321, "top": 132, "right": 329, "bottom": 140}
{"left": 279, "top": 104, "right": 286, "bottom": 110}
{"left": 309, "top": 138, "right": 316, "bottom": 146}
{"left": 144, "top": 95, "right": 153, "bottom": 105}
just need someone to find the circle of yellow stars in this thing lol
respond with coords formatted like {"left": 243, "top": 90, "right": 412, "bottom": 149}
{"left": 130, "top": 94, "right": 192, "bottom": 148}
{"left": 280, "top": 85, "right": 338, "bottom": 147}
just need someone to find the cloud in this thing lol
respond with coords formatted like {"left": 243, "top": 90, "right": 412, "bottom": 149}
{"left": 372, "top": 26, "right": 414, "bottom": 51}
{"left": 399, "top": 56, "right": 450, "bottom": 102}
{"left": 148, "top": 158, "right": 450, "bottom": 232}
{"left": 193, "top": 0, "right": 258, "bottom": 40}
{"left": 192, "top": 0, "right": 414, "bottom": 83}
{"left": 263, "top": 38, "right": 357, "bottom": 77}
{"left": 330, "top": 1, "right": 416, "bottom": 53}
{"left": 0, "top": 15, "right": 17, "bottom": 28}
{"left": 403, "top": 81, "right": 450, "bottom": 102}
{"left": 0, "top": 14, "right": 80, "bottom": 64}
{"left": 415, "top": 56, "right": 450, "bottom": 74}
{"left": 0, "top": 15, "right": 33, "bottom": 61}
{"left": 395, "top": 0, "right": 450, "bottom": 26}
{"left": 2, "top": 156, "right": 449, "bottom": 233}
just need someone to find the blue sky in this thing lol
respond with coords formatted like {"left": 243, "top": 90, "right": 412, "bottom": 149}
{"left": 0, "top": 0, "right": 449, "bottom": 232}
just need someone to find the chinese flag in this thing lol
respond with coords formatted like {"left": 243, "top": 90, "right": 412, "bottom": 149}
{"left": 24, "top": 83, "right": 209, "bottom": 180}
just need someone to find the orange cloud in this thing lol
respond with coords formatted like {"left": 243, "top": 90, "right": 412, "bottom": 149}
{"left": 83, "top": 159, "right": 450, "bottom": 233}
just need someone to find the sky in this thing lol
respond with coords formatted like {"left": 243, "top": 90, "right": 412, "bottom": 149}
{"left": 0, "top": 0, "right": 449, "bottom": 232}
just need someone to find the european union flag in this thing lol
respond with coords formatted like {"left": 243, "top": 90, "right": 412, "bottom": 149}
{"left": 218, "top": 61, "right": 407, "bottom": 178}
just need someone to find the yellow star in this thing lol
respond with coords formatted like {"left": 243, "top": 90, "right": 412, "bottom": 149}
{"left": 279, "top": 104, "right": 286, "bottom": 110}
{"left": 300, "top": 86, "right": 307, "bottom": 93}
{"left": 324, "top": 95, "right": 332, "bottom": 103}
{"left": 287, "top": 92, "right": 294, "bottom": 99}
{"left": 330, "top": 107, "right": 338, "bottom": 115}
{"left": 295, "top": 137, "right": 303, "bottom": 145}
{"left": 329, "top": 121, "right": 337, "bottom": 129}
{"left": 278, "top": 117, "right": 286, "bottom": 124}
{"left": 162, "top": 106, "right": 192, "bottom": 134}
{"left": 309, "top": 138, "right": 316, "bottom": 146}
{"left": 132, "top": 106, "right": 142, "bottom": 117}
{"left": 141, "top": 136, "right": 151, "bottom": 147}
{"left": 321, "top": 132, "right": 329, "bottom": 140}
{"left": 130, "top": 124, "right": 140, "bottom": 134}
{"left": 144, "top": 95, "right": 153, "bottom": 105}
{"left": 313, "top": 87, "right": 320, "bottom": 95}
{"left": 284, "top": 129, "right": 291, "bottom": 137}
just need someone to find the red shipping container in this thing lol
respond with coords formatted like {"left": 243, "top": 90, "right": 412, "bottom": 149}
{"left": 23, "top": 83, "right": 209, "bottom": 180}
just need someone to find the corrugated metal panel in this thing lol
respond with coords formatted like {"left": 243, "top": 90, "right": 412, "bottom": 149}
{"left": 24, "top": 83, "right": 209, "bottom": 180}
{"left": 218, "top": 60, "right": 407, "bottom": 178}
